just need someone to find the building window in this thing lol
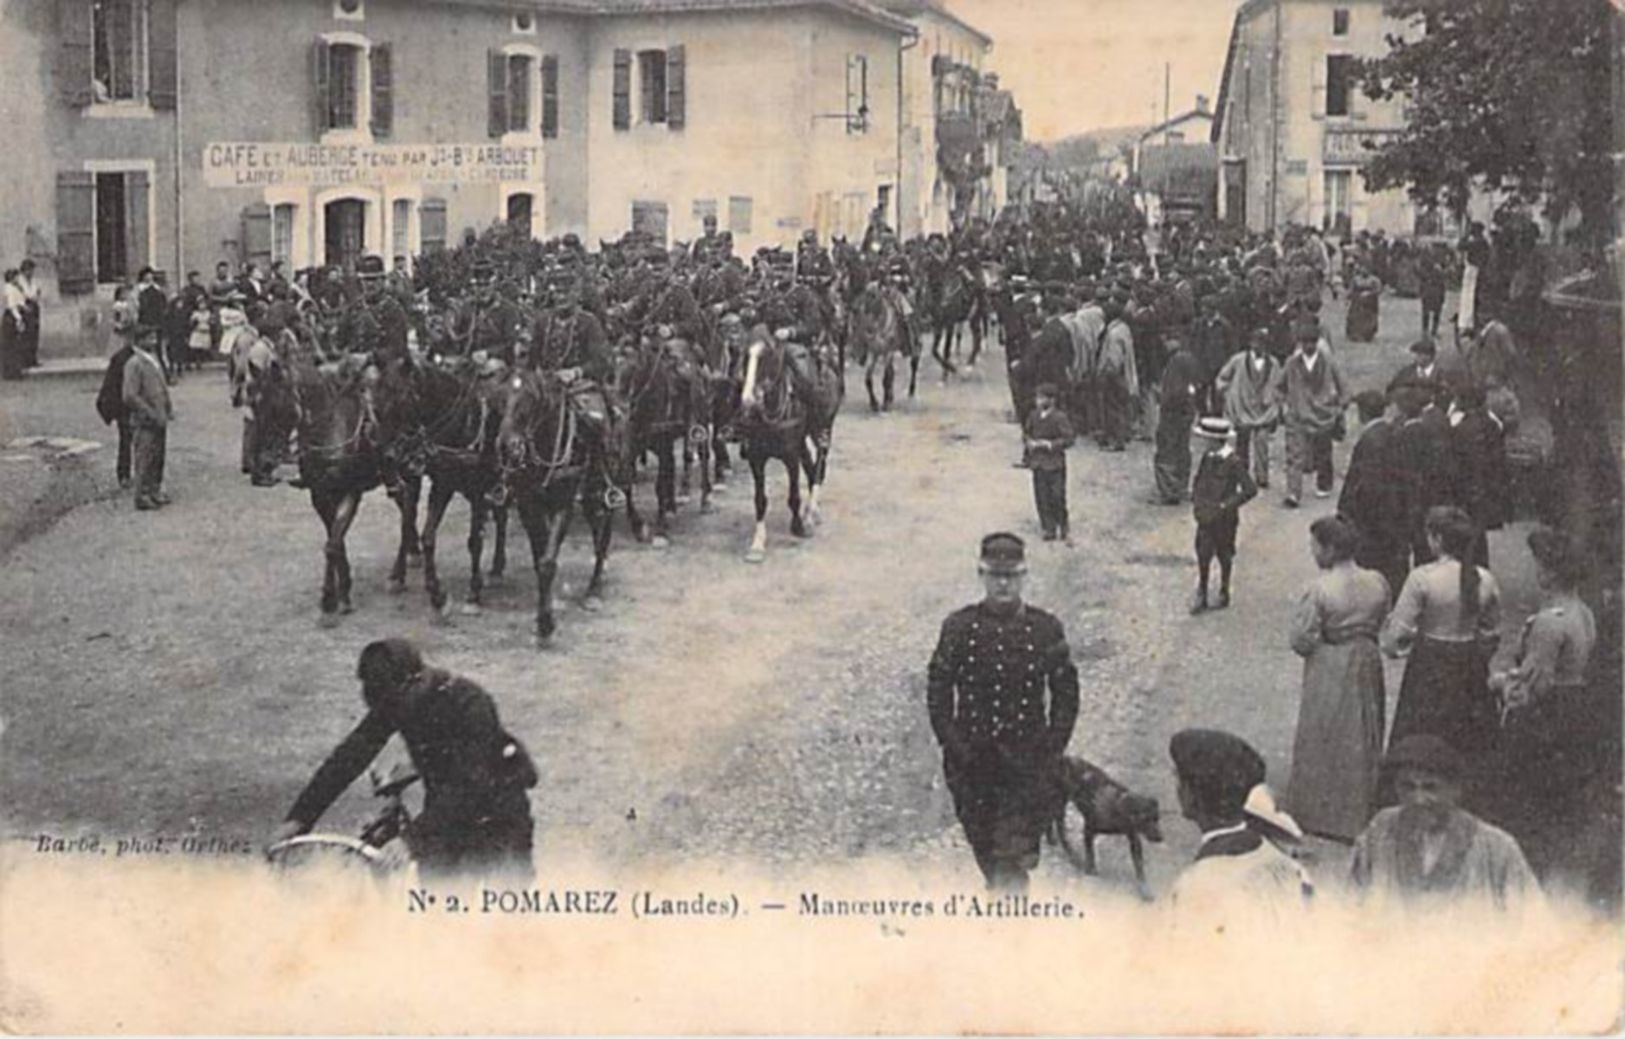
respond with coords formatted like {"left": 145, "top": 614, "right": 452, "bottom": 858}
{"left": 1324, "top": 169, "right": 1352, "bottom": 233}
{"left": 272, "top": 203, "right": 297, "bottom": 266}
{"left": 327, "top": 42, "right": 362, "bottom": 129}
{"left": 638, "top": 50, "right": 668, "bottom": 124}
{"left": 84, "top": 170, "right": 149, "bottom": 284}
{"left": 846, "top": 54, "right": 869, "bottom": 133}
{"left": 1325, "top": 54, "right": 1355, "bottom": 117}
{"left": 631, "top": 200, "right": 669, "bottom": 245}
{"left": 507, "top": 53, "right": 533, "bottom": 132}
{"left": 391, "top": 199, "right": 412, "bottom": 262}
{"left": 1332, "top": 8, "right": 1350, "bottom": 35}
{"left": 728, "top": 196, "right": 752, "bottom": 236}
{"left": 92, "top": 0, "right": 148, "bottom": 103}
{"left": 334, "top": 0, "right": 363, "bottom": 20}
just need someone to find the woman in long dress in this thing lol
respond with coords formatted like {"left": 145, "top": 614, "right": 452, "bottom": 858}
{"left": 1381, "top": 506, "right": 1503, "bottom": 773}
{"left": 1286, "top": 516, "right": 1391, "bottom": 842}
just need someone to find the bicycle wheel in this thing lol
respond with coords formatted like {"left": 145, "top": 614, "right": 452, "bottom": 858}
{"left": 265, "top": 834, "right": 387, "bottom": 878}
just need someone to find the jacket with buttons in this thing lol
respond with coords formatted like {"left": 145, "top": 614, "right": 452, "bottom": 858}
{"left": 927, "top": 601, "right": 1079, "bottom": 761}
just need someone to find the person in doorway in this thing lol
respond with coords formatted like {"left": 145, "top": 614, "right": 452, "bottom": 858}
{"left": 927, "top": 533, "right": 1079, "bottom": 893}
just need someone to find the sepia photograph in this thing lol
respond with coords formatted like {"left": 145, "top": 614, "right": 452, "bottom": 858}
{"left": 0, "top": 0, "right": 1621, "bottom": 1032}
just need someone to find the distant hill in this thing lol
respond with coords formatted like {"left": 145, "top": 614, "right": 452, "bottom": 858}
{"left": 1016, "top": 124, "right": 1149, "bottom": 174}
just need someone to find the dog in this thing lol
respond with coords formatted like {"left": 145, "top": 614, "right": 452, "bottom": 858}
{"left": 1046, "top": 755, "right": 1163, "bottom": 898}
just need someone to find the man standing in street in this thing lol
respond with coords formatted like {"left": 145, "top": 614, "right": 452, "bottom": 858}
{"left": 122, "top": 329, "right": 174, "bottom": 510}
{"left": 928, "top": 533, "right": 1079, "bottom": 893}
{"left": 135, "top": 267, "right": 170, "bottom": 382}
{"left": 1095, "top": 294, "right": 1137, "bottom": 452}
{"left": 1278, "top": 318, "right": 1348, "bottom": 506}
{"left": 1214, "top": 327, "right": 1281, "bottom": 490}
{"left": 1339, "top": 389, "right": 1410, "bottom": 599}
{"left": 1152, "top": 334, "right": 1202, "bottom": 505}
{"left": 96, "top": 335, "right": 137, "bottom": 488}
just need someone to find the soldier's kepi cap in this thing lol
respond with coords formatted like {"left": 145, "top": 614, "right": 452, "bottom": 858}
{"left": 356, "top": 254, "right": 387, "bottom": 279}
{"left": 979, "top": 532, "right": 1027, "bottom": 574}
{"left": 1169, "top": 728, "right": 1266, "bottom": 813}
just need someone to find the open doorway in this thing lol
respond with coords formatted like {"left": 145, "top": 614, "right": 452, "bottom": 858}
{"left": 506, "top": 192, "right": 534, "bottom": 239}
{"left": 324, "top": 198, "right": 366, "bottom": 270}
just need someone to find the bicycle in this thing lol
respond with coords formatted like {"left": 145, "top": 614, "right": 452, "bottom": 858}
{"left": 264, "top": 763, "right": 418, "bottom": 878}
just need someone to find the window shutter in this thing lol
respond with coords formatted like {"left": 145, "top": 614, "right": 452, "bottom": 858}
{"left": 666, "top": 44, "right": 685, "bottom": 130}
{"left": 58, "top": 0, "right": 94, "bottom": 107}
{"left": 313, "top": 38, "right": 331, "bottom": 134}
{"left": 541, "top": 55, "right": 559, "bottom": 138}
{"left": 125, "top": 171, "right": 151, "bottom": 276}
{"left": 488, "top": 49, "right": 507, "bottom": 138}
{"left": 149, "top": 0, "right": 178, "bottom": 110}
{"left": 55, "top": 171, "right": 96, "bottom": 295}
{"left": 370, "top": 42, "right": 393, "bottom": 138}
{"left": 241, "top": 202, "right": 272, "bottom": 270}
{"left": 419, "top": 198, "right": 448, "bottom": 253}
{"left": 612, "top": 49, "right": 631, "bottom": 130}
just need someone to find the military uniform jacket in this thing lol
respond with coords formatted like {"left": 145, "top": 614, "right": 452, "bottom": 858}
{"left": 927, "top": 602, "right": 1079, "bottom": 762}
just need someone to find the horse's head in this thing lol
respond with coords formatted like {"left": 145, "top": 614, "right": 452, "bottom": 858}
{"left": 495, "top": 368, "right": 562, "bottom": 470}
{"left": 738, "top": 329, "right": 786, "bottom": 417}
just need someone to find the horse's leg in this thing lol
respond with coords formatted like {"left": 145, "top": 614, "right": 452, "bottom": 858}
{"left": 329, "top": 490, "right": 362, "bottom": 615}
{"left": 883, "top": 354, "right": 897, "bottom": 411}
{"left": 969, "top": 308, "right": 984, "bottom": 368}
{"left": 312, "top": 490, "right": 339, "bottom": 616}
{"left": 581, "top": 481, "right": 612, "bottom": 607}
{"left": 678, "top": 438, "right": 693, "bottom": 505}
{"left": 787, "top": 448, "right": 808, "bottom": 539}
{"left": 389, "top": 476, "right": 421, "bottom": 589}
{"left": 465, "top": 492, "right": 487, "bottom": 608}
{"left": 865, "top": 357, "right": 881, "bottom": 412}
{"left": 420, "top": 479, "right": 455, "bottom": 612}
{"left": 698, "top": 427, "right": 714, "bottom": 513}
{"left": 524, "top": 497, "right": 566, "bottom": 644}
{"left": 908, "top": 344, "right": 921, "bottom": 399}
{"left": 744, "top": 451, "right": 770, "bottom": 563}
{"left": 623, "top": 438, "right": 653, "bottom": 544}
{"left": 652, "top": 436, "right": 674, "bottom": 547}
{"left": 489, "top": 501, "right": 509, "bottom": 579}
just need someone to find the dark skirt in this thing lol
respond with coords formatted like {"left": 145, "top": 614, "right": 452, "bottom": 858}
{"left": 1346, "top": 291, "right": 1380, "bottom": 343}
{"left": 1390, "top": 635, "right": 1496, "bottom": 764}
{"left": 0, "top": 312, "right": 23, "bottom": 380}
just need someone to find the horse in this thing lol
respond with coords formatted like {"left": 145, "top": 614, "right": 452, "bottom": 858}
{"left": 927, "top": 262, "right": 978, "bottom": 379}
{"left": 259, "top": 352, "right": 424, "bottom": 619}
{"left": 848, "top": 282, "right": 916, "bottom": 412}
{"left": 734, "top": 328, "right": 841, "bottom": 563}
{"left": 618, "top": 333, "right": 714, "bottom": 546}
{"left": 495, "top": 369, "right": 614, "bottom": 644}
{"left": 411, "top": 359, "right": 511, "bottom": 614}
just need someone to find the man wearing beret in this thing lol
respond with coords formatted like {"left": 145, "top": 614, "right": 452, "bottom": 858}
{"left": 1168, "top": 728, "right": 1313, "bottom": 912}
{"left": 1350, "top": 735, "right": 1537, "bottom": 909}
{"left": 927, "top": 534, "right": 1079, "bottom": 892}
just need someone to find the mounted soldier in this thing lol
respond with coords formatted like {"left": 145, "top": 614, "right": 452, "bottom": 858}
{"left": 443, "top": 261, "right": 528, "bottom": 365}
{"left": 690, "top": 214, "right": 731, "bottom": 267}
{"left": 530, "top": 270, "right": 627, "bottom": 492}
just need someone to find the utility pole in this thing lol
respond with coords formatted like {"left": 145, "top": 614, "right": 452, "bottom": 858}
{"left": 1163, "top": 62, "right": 1171, "bottom": 144}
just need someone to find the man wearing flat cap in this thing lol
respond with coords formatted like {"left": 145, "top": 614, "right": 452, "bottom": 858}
{"left": 1168, "top": 728, "right": 1312, "bottom": 911}
{"left": 927, "top": 534, "right": 1079, "bottom": 892}
{"left": 1349, "top": 735, "right": 1537, "bottom": 908}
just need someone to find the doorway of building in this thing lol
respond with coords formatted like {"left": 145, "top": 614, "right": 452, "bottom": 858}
{"left": 1224, "top": 162, "right": 1247, "bottom": 228}
{"left": 324, "top": 198, "right": 366, "bottom": 270}
{"left": 507, "top": 193, "right": 534, "bottom": 239}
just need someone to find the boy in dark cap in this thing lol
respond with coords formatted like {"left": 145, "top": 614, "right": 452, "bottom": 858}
{"left": 1168, "top": 728, "right": 1312, "bottom": 910}
{"left": 927, "top": 534, "right": 1079, "bottom": 892}
{"left": 1022, "top": 383, "right": 1076, "bottom": 542}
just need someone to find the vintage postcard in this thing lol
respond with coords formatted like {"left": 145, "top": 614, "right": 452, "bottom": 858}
{"left": 0, "top": 0, "right": 1620, "bottom": 1032}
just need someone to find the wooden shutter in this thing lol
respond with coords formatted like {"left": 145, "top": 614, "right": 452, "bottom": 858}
{"left": 487, "top": 49, "right": 507, "bottom": 138}
{"left": 59, "top": 0, "right": 94, "bottom": 107}
{"left": 241, "top": 202, "right": 272, "bottom": 269}
{"left": 55, "top": 171, "right": 96, "bottom": 295}
{"left": 148, "top": 0, "right": 177, "bottom": 109}
{"left": 313, "top": 38, "right": 331, "bottom": 134}
{"left": 419, "top": 198, "right": 448, "bottom": 253}
{"left": 125, "top": 171, "right": 150, "bottom": 275}
{"left": 612, "top": 48, "right": 631, "bottom": 130}
{"left": 541, "top": 55, "right": 559, "bottom": 138}
{"left": 370, "top": 42, "right": 393, "bottom": 138}
{"left": 666, "top": 44, "right": 685, "bottom": 130}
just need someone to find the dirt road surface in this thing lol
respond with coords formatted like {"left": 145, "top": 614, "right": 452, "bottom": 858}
{"left": 0, "top": 293, "right": 1543, "bottom": 897}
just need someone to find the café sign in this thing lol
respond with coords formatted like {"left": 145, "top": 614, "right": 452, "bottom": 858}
{"left": 202, "top": 142, "right": 542, "bottom": 188}
{"left": 1323, "top": 129, "right": 1400, "bottom": 166}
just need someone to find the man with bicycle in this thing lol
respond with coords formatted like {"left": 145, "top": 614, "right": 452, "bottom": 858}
{"left": 270, "top": 639, "right": 538, "bottom": 882}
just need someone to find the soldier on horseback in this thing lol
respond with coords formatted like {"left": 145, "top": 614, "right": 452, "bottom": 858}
{"left": 530, "top": 270, "right": 628, "bottom": 495}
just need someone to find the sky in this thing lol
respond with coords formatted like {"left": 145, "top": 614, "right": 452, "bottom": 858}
{"left": 952, "top": 0, "right": 1245, "bottom": 140}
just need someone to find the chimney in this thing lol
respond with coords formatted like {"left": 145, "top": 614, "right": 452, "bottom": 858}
{"left": 1196, "top": 94, "right": 1210, "bottom": 114}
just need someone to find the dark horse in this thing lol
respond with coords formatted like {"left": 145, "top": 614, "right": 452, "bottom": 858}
{"left": 735, "top": 329, "right": 842, "bottom": 563}
{"left": 260, "top": 353, "right": 423, "bottom": 619}
{"left": 620, "top": 333, "right": 714, "bottom": 546}
{"left": 495, "top": 369, "right": 614, "bottom": 644}
{"left": 848, "top": 282, "right": 917, "bottom": 412}
{"left": 412, "top": 360, "right": 511, "bottom": 614}
{"left": 928, "top": 262, "right": 980, "bottom": 379}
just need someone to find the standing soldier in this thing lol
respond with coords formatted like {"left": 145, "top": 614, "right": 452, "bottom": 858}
{"left": 927, "top": 533, "right": 1080, "bottom": 893}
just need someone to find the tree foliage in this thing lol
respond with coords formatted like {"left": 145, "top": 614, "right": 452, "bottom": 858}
{"left": 1357, "top": 0, "right": 1614, "bottom": 249}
